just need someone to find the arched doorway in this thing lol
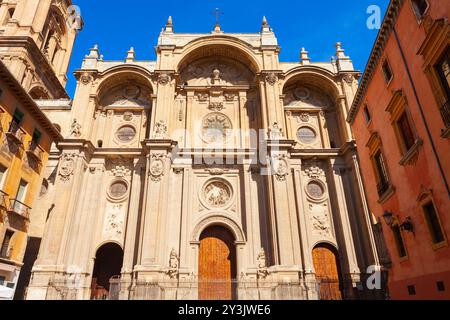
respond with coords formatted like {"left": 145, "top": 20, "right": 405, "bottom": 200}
{"left": 198, "top": 226, "right": 237, "bottom": 300}
{"left": 312, "top": 243, "right": 343, "bottom": 300}
{"left": 91, "top": 243, "right": 123, "bottom": 300}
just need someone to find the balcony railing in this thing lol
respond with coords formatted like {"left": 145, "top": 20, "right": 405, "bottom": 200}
{"left": 8, "top": 199, "right": 31, "bottom": 220}
{"left": 6, "top": 121, "right": 24, "bottom": 145}
{"left": 440, "top": 100, "right": 450, "bottom": 128}
{"left": 26, "top": 141, "right": 43, "bottom": 162}
{"left": 377, "top": 179, "right": 390, "bottom": 198}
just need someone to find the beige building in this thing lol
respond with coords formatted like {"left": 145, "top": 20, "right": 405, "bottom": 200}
{"left": 1, "top": 0, "right": 383, "bottom": 301}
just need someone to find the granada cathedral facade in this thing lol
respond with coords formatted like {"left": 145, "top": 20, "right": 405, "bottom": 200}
{"left": 2, "top": 1, "right": 384, "bottom": 301}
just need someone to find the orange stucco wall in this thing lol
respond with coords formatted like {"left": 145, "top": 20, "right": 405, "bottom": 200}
{"left": 0, "top": 81, "right": 52, "bottom": 267}
{"left": 352, "top": 1, "right": 450, "bottom": 300}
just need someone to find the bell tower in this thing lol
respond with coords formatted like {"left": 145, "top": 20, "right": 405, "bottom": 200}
{"left": 0, "top": 0, "right": 82, "bottom": 98}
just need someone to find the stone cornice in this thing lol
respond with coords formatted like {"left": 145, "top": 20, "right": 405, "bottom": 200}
{"left": 0, "top": 36, "right": 69, "bottom": 99}
{"left": 0, "top": 60, "right": 63, "bottom": 142}
{"left": 347, "top": 0, "right": 404, "bottom": 124}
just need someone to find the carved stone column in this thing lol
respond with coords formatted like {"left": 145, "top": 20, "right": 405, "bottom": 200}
{"left": 135, "top": 140, "right": 177, "bottom": 280}
{"left": 26, "top": 141, "right": 95, "bottom": 300}
{"left": 328, "top": 158, "right": 361, "bottom": 296}
{"left": 120, "top": 158, "right": 145, "bottom": 299}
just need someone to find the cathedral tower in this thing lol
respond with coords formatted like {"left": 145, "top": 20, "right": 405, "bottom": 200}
{"left": 0, "top": 0, "right": 81, "bottom": 98}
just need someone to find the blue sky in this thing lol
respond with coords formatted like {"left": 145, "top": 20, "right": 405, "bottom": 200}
{"left": 66, "top": 0, "right": 389, "bottom": 97}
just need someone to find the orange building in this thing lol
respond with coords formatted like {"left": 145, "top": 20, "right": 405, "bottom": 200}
{"left": 349, "top": 0, "right": 450, "bottom": 299}
{"left": 0, "top": 60, "right": 62, "bottom": 299}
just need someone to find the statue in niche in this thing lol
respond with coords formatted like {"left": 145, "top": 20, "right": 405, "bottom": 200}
{"left": 211, "top": 68, "right": 221, "bottom": 85}
{"left": 269, "top": 122, "right": 284, "bottom": 140}
{"left": 69, "top": 119, "right": 82, "bottom": 138}
{"left": 167, "top": 248, "right": 180, "bottom": 279}
{"left": 257, "top": 248, "right": 270, "bottom": 280}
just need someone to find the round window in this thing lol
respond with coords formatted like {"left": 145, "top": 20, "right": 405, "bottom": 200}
{"left": 109, "top": 180, "right": 128, "bottom": 199}
{"left": 297, "top": 127, "right": 317, "bottom": 144}
{"left": 116, "top": 126, "right": 136, "bottom": 142}
{"left": 307, "top": 181, "right": 324, "bottom": 198}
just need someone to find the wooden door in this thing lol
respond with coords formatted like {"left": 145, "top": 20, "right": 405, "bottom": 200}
{"left": 312, "top": 244, "right": 343, "bottom": 300}
{"left": 199, "top": 226, "right": 236, "bottom": 300}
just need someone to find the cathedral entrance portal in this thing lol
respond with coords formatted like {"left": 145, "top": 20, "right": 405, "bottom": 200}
{"left": 198, "top": 226, "right": 237, "bottom": 300}
{"left": 91, "top": 243, "right": 123, "bottom": 300}
{"left": 312, "top": 243, "right": 343, "bottom": 300}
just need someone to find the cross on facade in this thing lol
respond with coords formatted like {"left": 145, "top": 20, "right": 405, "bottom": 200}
{"left": 211, "top": 8, "right": 224, "bottom": 24}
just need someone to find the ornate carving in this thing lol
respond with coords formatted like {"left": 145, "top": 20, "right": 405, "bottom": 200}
{"left": 268, "top": 122, "right": 284, "bottom": 140}
{"left": 201, "top": 113, "right": 232, "bottom": 144}
{"left": 167, "top": 248, "right": 180, "bottom": 279}
{"left": 69, "top": 119, "right": 82, "bottom": 138}
{"left": 310, "top": 204, "right": 331, "bottom": 236}
{"left": 197, "top": 93, "right": 209, "bottom": 102}
{"left": 202, "top": 179, "right": 232, "bottom": 208}
{"left": 59, "top": 153, "right": 77, "bottom": 182}
{"left": 153, "top": 120, "right": 168, "bottom": 139}
{"left": 257, "top": 248, "right": 270, "bottom": 280}
{"left": 211, "top": 68, "right": 221, "bottom": 85}
{"left": 304, "top": 165, "right": 325, "bottom": 179}
{"left": 343, "top": 74, "right": 355, "bottom": 86}
{"left": 206, "top": 168, "right": 229, "bottom": 175}
{"left": 123, "top": 112, "right": 134, "bottom": 121}
{"left": 158, "top": 73, "right": 171, "bottom": 85}
{"left": 208, "top": 102, "right": 224, "bottom": 112}
{"left": 123, "top": 85, "right": 141, "bottom": 99}
{"left": 272, "top": 154, "right": 289, "bottom": 181}
{"left": 224, "top": 93, "right": 236, "bottom": 101}
{"left": 265, "top": 73, "right": 278, "bottom": 86}
{"left": 104, "top": 203, "right": 125, "bottom": 241}
{"left": 285, "top": 86, "right": 331, "bottom": 108}
{"left": 80, "top": 73, "right": 93, "bottom": 85}
{"left": 111, "top": 164, "right": 131, "bottom": 178}
{"left": 299, "top": 113, "right": 310, "bottom": 123}
{"left": 181, "top": 60, "right": 251, "bottom": 86}
{"left": 149, "top": 153, "right": 166, "bottom": 182}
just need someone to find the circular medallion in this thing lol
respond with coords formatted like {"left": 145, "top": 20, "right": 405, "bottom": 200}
{"left": 297, "top": 126, "right": 317, "bottom": 144}
{"left": 202, "top": 179, "right": 233, "bottom": 208}
{"left": 293, "top": 87, "right": 311, "bottom": 100}
{"left": 306, "top": 181, "right": 325, "bottom": 199}
{"left": 116, "top": 125, "right": 136, "bottom": 142}
{"left": 109, "top": 180, "right": 128, "bottom": 198}
{"left": 123, "top": 85, "right": 140, "bottom": 99}
{"left": 201, "top": 113, "right": 232, "bottom": 144}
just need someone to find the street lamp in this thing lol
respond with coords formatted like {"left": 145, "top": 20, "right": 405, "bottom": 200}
{"left": 382, "top": 211, "right": 394, "bottom": 226}
{"left": 382, "top": 211, "right": 414, "bottom": 233}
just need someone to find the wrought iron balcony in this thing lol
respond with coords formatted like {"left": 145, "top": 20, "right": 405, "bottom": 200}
{"left": 6, "top": 121, "right": 25, "bottom": 146}
{"left": 377, "top": 180, "right": 391, "bottom": 198}
{"left": 440, "top": 100, "right": 450, "bottom": 129}
{"left": 26, "top": 140, "right": 43, "bottom": 162}
{"left": 8, "top": 199, "right": 31, "bottom": 220}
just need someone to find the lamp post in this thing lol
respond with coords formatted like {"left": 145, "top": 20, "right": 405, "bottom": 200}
{"left": 382, "top": 211, "right": 414, "bottom": 234}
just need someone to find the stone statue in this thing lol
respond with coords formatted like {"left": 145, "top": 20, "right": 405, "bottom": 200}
{"left": 257, "top": 248, "right": 270, "bottom": 280}
{"left": 167, "top": 248, "right": 179, "bottom": 279}
{"left": 153, "top": 120, "right": 168, "bottom": 139}
{"left": 70, "top": 119, "right": 82, "bottom": 138}
{"left": 211, "top": 68, "right": 221, "bottom": 85}
{"left": 269, "top": 122, "right": 283, "bottom": 140}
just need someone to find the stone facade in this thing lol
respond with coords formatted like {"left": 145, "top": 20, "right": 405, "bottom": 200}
{"left": 16, "top": 13, "right": 382, "bottom": 300}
